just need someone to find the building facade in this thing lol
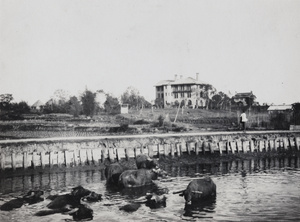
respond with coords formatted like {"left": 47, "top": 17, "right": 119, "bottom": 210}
{"left": 154, "top": 74, "right": 216, "bottom": 108}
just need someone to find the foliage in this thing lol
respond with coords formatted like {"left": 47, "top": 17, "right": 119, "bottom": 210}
{"left": 292, "top": 102, "right": 300, "bottom": 125}
{"left": 270, "top": 113, "right": 290, "bottom": 130}
{"left": 211, "top": 92, "right": 231, "bottom": 110}
{"left": 81, "top": 90, "right": 96, "bottom": 117}
{"left": 0, "top": 94, "right": 13, "bottom": 111}
{"left": 11, "top": 101, "right": 31, "bottom": 114}
{"left": 158, "top": 115, "right": 164, "bottom": 127}
{"left": 67, "top": 96, "right": 82, "bottom": 117}
{"left": 104, "top": 94, "right": 120, "bottom": 114}
{"left": 155, "top": 98, "right": 164, "bottom": 108}
{"left": 121, "top": 87, "right": 151, "bottom": 109}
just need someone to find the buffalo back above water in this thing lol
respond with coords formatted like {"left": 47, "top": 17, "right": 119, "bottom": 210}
{"left": 118, "top": 168, "right": 166, "bottom": 188}
{"left": 105, "top": 162, "right": 125, "bottom": 184}
{"left": 184, "top": 177, "right": 216, "bottom": 204}
{"left": 136, "top": 154, "right": 157, "bottom": 169}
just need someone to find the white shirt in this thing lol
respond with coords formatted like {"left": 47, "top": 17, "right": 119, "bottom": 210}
{"left": 241, "top": 113, "right": 248, "bottom": 122}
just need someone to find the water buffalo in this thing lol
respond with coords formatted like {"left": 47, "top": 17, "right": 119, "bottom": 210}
{"left": 105, "top": 162, "right": 125, "bottom": 185}
{"left": 145, "top": 193, "right": 167, "bottom": 209}
{"left": 69, "top": 204, "right": 93, "bottom": 221}
{"left": 46, "top": 186, "right": 92, "bottom": 209}
{"left": 0, "top": 190, "right": 44, "bottom": 211}
{"left": 136, "top": 154, "right": 158, "bottom": 169}
{"left": 118, "top": 168, "right": 167, "bottom": 188}
{"left": 82, "top": 191, "right": 102, "bottom": 202}
{"left": 176, "top": 177, "right": 216, "bottom": 204}
{"left": 36, "top": 186, "right": 97, "bottom": 217}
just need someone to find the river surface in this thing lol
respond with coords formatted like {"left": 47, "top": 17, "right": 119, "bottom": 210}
{"left": 0, "top": 156, "right": 300, "bottom": 222}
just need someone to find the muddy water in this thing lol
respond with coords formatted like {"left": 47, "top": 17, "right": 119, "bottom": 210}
{"left": 0, "top": 156, "right": 300, "bottom": 221}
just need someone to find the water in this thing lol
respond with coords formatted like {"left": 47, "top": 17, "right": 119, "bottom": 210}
{"left": 0, "top": 156, "right": 300, "bottom": 221}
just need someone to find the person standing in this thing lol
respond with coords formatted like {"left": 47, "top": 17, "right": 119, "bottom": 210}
{"left": 240, "top": 110, "right": 248, "bottom": 131}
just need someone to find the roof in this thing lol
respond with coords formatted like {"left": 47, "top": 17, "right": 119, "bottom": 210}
{"left": 32, "top": 100, "right": 44, "bottom": 107}
{"left": 154, "top": 77, "right": 209, "bottom": 86}
{"left": 267, "top": 105, "right": 292, "bottom": 111}
{"left": 233, "top": 92, "right": 256, "bottom": 99}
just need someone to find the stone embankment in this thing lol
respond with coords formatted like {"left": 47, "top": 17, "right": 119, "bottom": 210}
{"left": 0, "top": 130, "right": 299, "bottom": 171}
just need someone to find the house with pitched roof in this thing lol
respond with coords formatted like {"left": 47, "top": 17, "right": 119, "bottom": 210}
{"left": 31, "top": 100, "right": 45, "bottom": 111}
{"left": 232, "top": 91, "right": 257, "bottom": 107}
{"left": 154, "top": 73, "right": 216, "bottom": 108}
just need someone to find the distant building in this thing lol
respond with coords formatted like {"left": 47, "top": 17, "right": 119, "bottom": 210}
{"left": 154, "top": 73, "right": 216, "bottom": 108}
{"left": 232, "top": 91, "right": 257, "bottom": 106}
{"left": 31, "top": 100, "right": 44, "bottom": 111}
{"left": 267, "top": 104, "right": 292, "bottom": 115}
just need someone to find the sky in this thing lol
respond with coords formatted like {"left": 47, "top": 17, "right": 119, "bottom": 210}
{"left": 1, "top": 0, "right": 300, "bottom": 106}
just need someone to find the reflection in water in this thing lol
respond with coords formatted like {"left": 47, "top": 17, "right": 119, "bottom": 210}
{"left": 183, "top": 196, "right": 216, "bottom": 219}
{"left": 0, "top": 156, "right": 299, "bottom": 222}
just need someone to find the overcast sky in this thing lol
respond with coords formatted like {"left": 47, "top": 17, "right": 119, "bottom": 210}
{"left": 1, "top": 0, "right": 299, "bottom": 105}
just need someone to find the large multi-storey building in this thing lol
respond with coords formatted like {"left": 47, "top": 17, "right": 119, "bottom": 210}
{"left": 154, "top": 74, "right": 216, "bottom": 108}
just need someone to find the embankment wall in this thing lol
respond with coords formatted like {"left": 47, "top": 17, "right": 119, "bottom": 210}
{"left": 0, "top": 131, "right": 299, "bottom": 171}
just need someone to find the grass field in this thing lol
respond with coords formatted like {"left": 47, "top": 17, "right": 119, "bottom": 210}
{"left": 0, "top": 107, "right": 273, "bottom": 140}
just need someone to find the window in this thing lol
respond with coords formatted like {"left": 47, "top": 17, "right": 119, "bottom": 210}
{"left": 174, "top": 93, "right": 178, "bottom": 98}
{"left": 187, "top": 92, "right": 191, "bottom": 98}
{"left": 181, "top": 93, "right": 184, "bottom": 98}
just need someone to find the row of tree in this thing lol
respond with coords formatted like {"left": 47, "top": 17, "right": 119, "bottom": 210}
{"left": 0, "top": 87, "right": 152, "bottom": 119}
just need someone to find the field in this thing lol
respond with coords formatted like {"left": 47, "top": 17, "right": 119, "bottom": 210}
{"left": 0, "top": 108, "right": 271, "bottom": 140}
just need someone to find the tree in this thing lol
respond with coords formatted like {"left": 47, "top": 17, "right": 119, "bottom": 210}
{"left": 292, "top": 103, "right": 300, "bottom": 125}
{"left": 12, "top": 101, "right": 31, "bottom": 114}
{"left": 154, "top": 98, "right": 164, "bottom": 108}
{"left": 67, "top": 96, "right": 82, "bottom": 117}
{"left": 104, "top": 94, "right": 120, "bottom": 114}
{"left": 0, "top": 94, "right": 13, "bottom": 111}
{"left": 121, "top": 87, "right": 150, "bottom": 109}
{"left": 81, "top": 90, "right": 96, "bottom": 117}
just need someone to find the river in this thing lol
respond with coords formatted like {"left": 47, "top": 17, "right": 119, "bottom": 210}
{"left": 0, "top": 156, "right": 299, "bottom": 221}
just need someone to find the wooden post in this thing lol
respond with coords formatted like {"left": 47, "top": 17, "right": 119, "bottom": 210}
{"left": 148, "top": 145, "right": 154, "bottom": 158}
{"left": 32, "top": 152, "right": 36, "bottom": 169}
{"left": 274, "top": 138, "right": 279, "bottom": 151}
{"left": 195, "top": 142, "right": 200, "bottom": 155}
{"left": 258, "top": 140, "right": 263, "bottom": 152}
{"left": 40, "top": 152, "right": 46, "bottom": 169}
{"left": 108, "top": 148, "right": 115, "bottom": 162}
{"left": 125, "top": 148, "right": 129, "bottom": 161}
{"left": 49, "top": 151, "right": 53, "bottom": 168}
{"left": 186, "top": 142, "right": 191, "bottom": 155}
{"left": 289, "top": 138, "right": 295, "bottom": 150}
{"left": 73, "top": 150, "right": 78, "bottom": 166}
{"left": 230, "top": 141, "right": 236, "bottom": 153}
{"left": 218, "top": 142, "right": 223, "bottom": 155}
{"left": 23, "top": 152, "right": 27, "bottom": 169}
{"left": 11, "top": 152, "right": 16, "bottom": 170}
{"left": 249, "top": 140, "right": 254, "bottom": 152}
{"left": 164, "top": 144, "right": 169, "bottom": 156}
{"left": 176, "top": 143, "right": 182, "bottom": 157}
{"left": 208, "top": 142, "right": 214, "bottom": 153}
{"left": 64, "top": 150, "right": 70, "bottom": 167}
{"left": 170, "top": 144, "right": 175, "bottom": 157}
{"left": 283, "top": 137, "right": 289, "bottom": 150}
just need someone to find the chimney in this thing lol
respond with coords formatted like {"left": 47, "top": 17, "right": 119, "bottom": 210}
{"left": 180, "top": 75, "right": 183, "bottom": 79}
{"left": 196, "top": 73, "right": 199, "bottom": 81}
{"left": 174, "top": 74, "right": 177, "bottom": 80}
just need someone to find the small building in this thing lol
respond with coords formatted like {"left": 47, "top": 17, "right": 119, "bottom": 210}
{"left": 232, "top": 91, "right": 257, "bottom": 106}
{"left": 267, "top": 105, "right": 292, "bottom": 115}
{"left": 120, "top": 104, "right": 129, "bottom": 114}
{"left": 31, "top": 100, "right": 44, "bottom": 111}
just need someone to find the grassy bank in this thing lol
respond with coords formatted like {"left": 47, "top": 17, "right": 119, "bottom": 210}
{"left": 0, "top": 108, "right": 271, "bottom": 140}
